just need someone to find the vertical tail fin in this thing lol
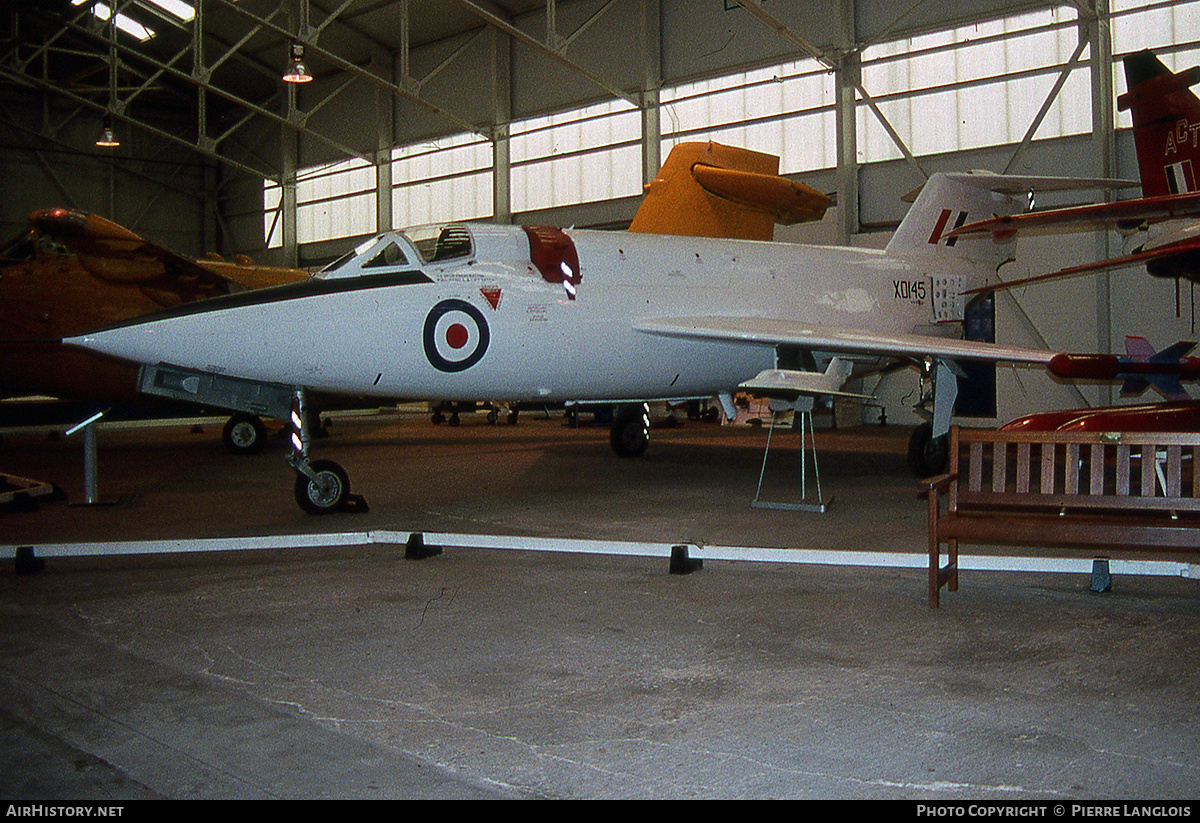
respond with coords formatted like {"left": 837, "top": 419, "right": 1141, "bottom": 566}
{"left": 884, "top": 173, "right": 1018, "bottom": 267}
{"left": 629, "top": 142, "right": 831, "bottom": 241}
{"left": 1118, "top": 50, "right": 1200, "bottom": 196}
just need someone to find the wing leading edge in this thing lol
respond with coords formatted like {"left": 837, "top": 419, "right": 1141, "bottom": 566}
{"left": 633, "top": 315, "right": 1053, "bottom": 366}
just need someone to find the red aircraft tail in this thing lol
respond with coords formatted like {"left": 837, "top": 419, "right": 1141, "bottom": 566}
{"left": 1119, "top": 50, "right": 1200, "bottom": 197}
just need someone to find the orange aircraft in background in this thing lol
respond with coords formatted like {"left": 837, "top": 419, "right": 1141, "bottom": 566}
{"left": 629, "top": 141, "right": 831, "bottom": 241}
{"left": 0, "top": 208, "right": 311, "bottom": 452}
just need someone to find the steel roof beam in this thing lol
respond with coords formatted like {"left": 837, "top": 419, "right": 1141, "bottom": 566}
{"left": 212, "top": 0, "right": 491, "bottom": 140}
{"left": 31, "top": 6, "right": 374, "bottom": 173}
{"left": 452, "top": 0, "right": 639, "bottom": 108}
{"left": 737, "top": 0, "right": 929, "bottom": 180}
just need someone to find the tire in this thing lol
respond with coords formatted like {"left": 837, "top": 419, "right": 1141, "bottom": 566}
{"left": 610, "top": 403, "right": 650, "bottom": 458}
{"left": 907, "top": 422, "right": 949, "bottom": 477}
{"left": 222, "top": 413, "right": 267, "bottom": 455}
{"left": 294, "top": 459, "right": 350, "bottom": 514}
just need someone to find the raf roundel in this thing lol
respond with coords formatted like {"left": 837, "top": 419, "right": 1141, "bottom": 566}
{"left": 423, "top": 299, "right": 490, "bottom": 372}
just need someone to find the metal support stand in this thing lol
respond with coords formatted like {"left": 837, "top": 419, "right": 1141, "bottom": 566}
{"left": 66, "top": 410, "right": 119, "bottom": 506}
{"left": 751, "top": 400, "right": 832, "bottom": 513}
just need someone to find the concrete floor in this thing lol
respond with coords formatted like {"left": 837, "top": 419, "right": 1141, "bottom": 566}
{"left": 1, "top": 409, "right": 1198, "bottom": 800}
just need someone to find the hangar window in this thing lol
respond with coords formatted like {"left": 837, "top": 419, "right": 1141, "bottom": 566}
{"left": 1112, "top": 0, "right": 1200, "bottom": 128}
{"left": 266, "top": 135, "right": 491, "bottom": 249}
{"left": 296, "top": 157, "right": 375, "bottom": 243}
{"left": 510, "top": 99, "right": 641, "bottom": 212}
{"left": 144, "top": 0, "right": 194, "bottom": 22}
{"left": 264, "top": 156, "right": 376, "bottom": 248}
{"left": 392, "top": 133, "right": 493, "bottom": 228}
{"left": 661, "top": 59, "right": 836, "bottom": 176}
{"left": 858, "top": 6, "right": 1091, "bottom": 163}
{"left": 71, "top": 1, "right": 155, "bottom": 41}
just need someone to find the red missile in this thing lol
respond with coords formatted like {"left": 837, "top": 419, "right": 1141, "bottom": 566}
{"left": 1049, "top": 352, "right": 1200, "bottom": 380}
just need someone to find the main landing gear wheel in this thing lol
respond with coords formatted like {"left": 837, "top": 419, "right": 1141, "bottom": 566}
{"left": 294, "top": 459, "right": 350, "bottom": 515}
{"left": 610, "top": 403, "right": 650, "bottom": 458}
{"left": 907, "top": 422, "right": 949, "bottom": 477}
{"left": 222, "top": 413, "right": 267, "bottom": 455}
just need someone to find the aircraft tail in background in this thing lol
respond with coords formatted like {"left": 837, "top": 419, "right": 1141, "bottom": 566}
{"left": 1120, "top": 49, "right": 1200, "bottom": 197}
{"left": 628, "top": 141, "right": 831, "bottom": 241}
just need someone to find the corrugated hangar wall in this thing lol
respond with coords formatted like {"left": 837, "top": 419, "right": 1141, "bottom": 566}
{"left": 4, "top": 0, "right": 1198, "bottom": 427}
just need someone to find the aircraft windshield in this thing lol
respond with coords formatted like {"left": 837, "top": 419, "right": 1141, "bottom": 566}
{"left": 0, "top": 232, "right": 70, "bottom": 264}
{"left": 320, "top": 235, "right": 384, "bottom": 274}
{"left": 317, "top": 225, "right": 471, "bottom": 280}
{"left": 317, "top": 232, "right": 428, "bottom": 282}
{"left": 361, "top": 240, "right": 408, "bottom": 268}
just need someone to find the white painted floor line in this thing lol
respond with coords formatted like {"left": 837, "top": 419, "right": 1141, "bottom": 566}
{"left": 5, "top": 530, "right": 1196, "bottom": 579}
{"left": 4, "top": 532, "right": 372, "bottom": 557}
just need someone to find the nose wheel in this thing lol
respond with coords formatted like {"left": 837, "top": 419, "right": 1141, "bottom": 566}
{"left": 293, "top": 458, "right": 351, "bottom": 514}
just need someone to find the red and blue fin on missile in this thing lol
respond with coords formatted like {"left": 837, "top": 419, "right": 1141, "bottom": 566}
{"left": 1119, "top": 335, "right": 1196, "bottom": 400}
{"left": 1048, "top": 336, "right": 1200, "bottom": 400}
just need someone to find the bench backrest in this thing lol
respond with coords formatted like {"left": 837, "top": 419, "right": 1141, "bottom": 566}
{"left": 949, "top": 427, "right": 1200, "bottom": 513}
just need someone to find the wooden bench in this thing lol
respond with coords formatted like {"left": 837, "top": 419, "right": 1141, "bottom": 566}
{"left": 921, "top": 426, "right": 1200, "bottom": 607}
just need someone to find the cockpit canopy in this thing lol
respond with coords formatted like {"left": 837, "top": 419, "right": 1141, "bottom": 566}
{"left": 0, "top": 230, "right": 69, "bottom": 265}
{"left": 315, "top": 222, "right": 579, "bottom": 297}
{"left": 319, "top": 224, "right": 474, "bottom": 280}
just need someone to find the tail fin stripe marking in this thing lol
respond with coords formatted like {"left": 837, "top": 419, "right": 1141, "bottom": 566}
{"left": 945, "top": 211, "right": 970, "bottom": 247}
{"left": 928, "top": 208, "right": 954, "bottom": 245}
{"left": 928, "top": 209, "right": 970, "bottom": 246}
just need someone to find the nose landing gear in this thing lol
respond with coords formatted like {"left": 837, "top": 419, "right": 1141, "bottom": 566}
{"left": 288, "top": 390, "right": 368, "bottom": 514}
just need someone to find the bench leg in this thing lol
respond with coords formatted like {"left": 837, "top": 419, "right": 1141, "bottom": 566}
{"left": 947, "top": 538, "right": 958, "bottom": 594}
{"left": 929, "top": 529, "right": 942, "bottom": 608}
{"left": 928, "top": 532, "right": 958, "bottom": 609}
{"left": 926, "top": 488, "right": 958, "bottom": 608}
